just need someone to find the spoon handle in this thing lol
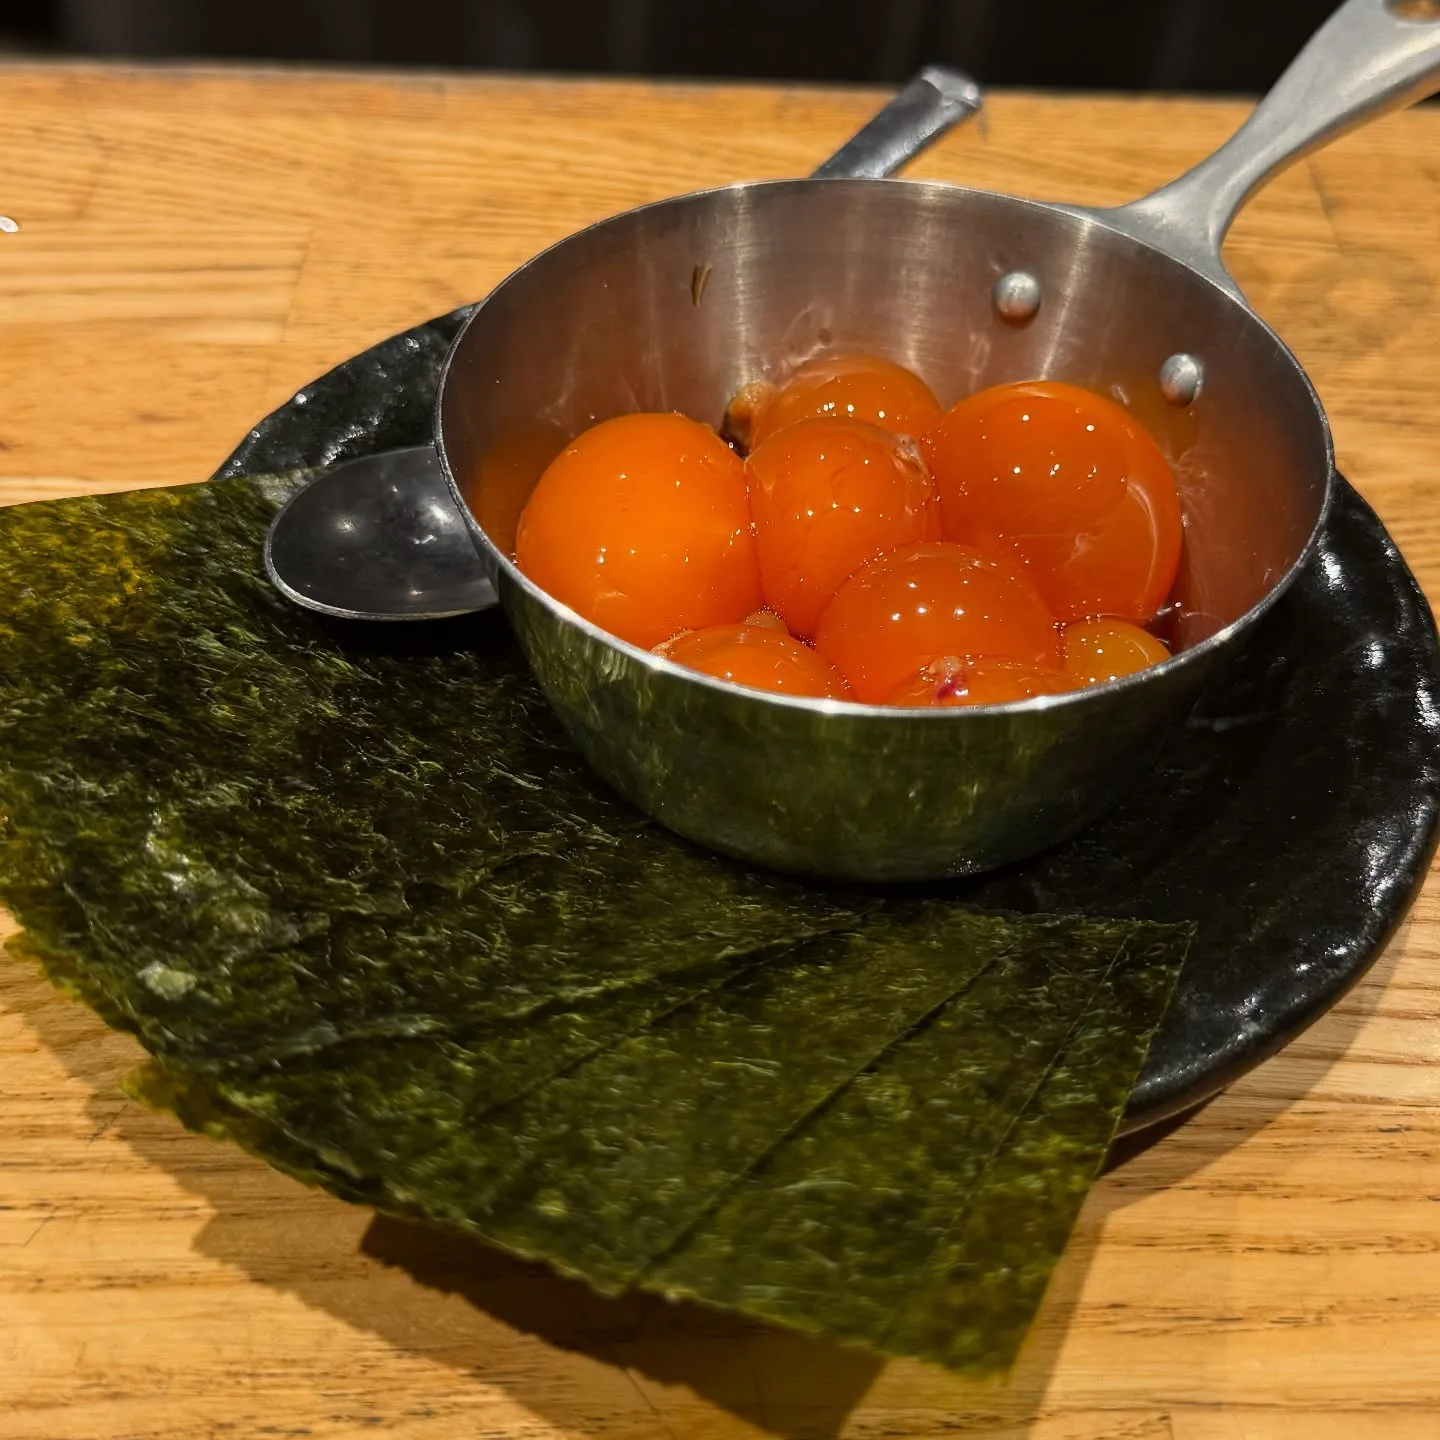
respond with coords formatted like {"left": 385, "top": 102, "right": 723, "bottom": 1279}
{"left": 810, "top": 66, "right": 982, "bottom": 181}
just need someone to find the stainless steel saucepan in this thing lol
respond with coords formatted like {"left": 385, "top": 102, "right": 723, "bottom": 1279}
{"left": 433, "top": 0, "right": 1440, "bottom": 882}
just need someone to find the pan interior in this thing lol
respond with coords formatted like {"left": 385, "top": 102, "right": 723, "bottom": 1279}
{"left": 442, "top": 179, "right": 1329, "bottom": 652}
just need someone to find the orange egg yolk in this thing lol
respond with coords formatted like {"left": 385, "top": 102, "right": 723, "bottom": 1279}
{"left": 924, "top": 380, "right": 1183, "bottom": 624}
{"left": 656, "top": 623, "right": 851, "bottom": 700}
{"left": 745, "top": 417, "right": 941, "bottom": 639}
{"left": 813, "top": 541, "right": 1063, "bottom": 704}
{"left": 745, "top": 352, "right": 943, "bottom": 450}
{"left": 514, "top": 412, "right": 761, "bottom": 650}
{"left": 885, "top": 657, "right": 1072, "bottom": 708}
{"left": 1063, "top": 617, "right": 1171, "bottom": 686}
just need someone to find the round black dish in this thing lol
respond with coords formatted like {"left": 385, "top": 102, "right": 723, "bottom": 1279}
{"left": 217, "top": 310, "right": 1440, "bottom": 1135}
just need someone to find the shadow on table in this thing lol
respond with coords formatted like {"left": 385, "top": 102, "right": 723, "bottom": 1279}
{"left": 356, "top": 1214, "right": 887, "bottom": 1437}
{"left": 4, "top": 916, "right": 1410, "bottom": 1439}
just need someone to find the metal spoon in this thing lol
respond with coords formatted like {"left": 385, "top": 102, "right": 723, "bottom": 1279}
{"left": 264, "top": 66, "right": 981, "bottom": 623}
{"left": 263, "top": 445, "right": 496, "bottom": 621}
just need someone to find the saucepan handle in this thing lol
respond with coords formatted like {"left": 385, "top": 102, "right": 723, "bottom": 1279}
{"left": 811, "top": 66, "right": 982, "bottom": 180}
{"left": 1098, "top": 0, "right": 1440, "bottom": 296}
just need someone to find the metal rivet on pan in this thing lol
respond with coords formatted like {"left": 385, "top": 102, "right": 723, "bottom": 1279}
{"left": 992, "top": 270, "right": 1041, "bottom": 322}
{"left": 0, "top": 216, "right": 18, "bottom": 234}
{"left": 1159, "top": 352, "right": 1204, "bottom": 406}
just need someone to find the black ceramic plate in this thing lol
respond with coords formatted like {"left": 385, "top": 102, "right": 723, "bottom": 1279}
{"left": 217, "top": 311, "right": 1440, "bottom": 1135}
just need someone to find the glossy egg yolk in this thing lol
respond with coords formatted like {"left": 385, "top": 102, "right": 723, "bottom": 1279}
{"left": 514, "top": 412, "right": 761, "bottom": 650}
{"left": 885, "top": 657, "right": 1071, "bottom": 708}
{"left": 740, "top": 352, "right": 943, "bottom": 450}
{"left": 924, "top": 380, "right": 1183, "bottom": 624}
{"left": 1063, "top": 617, "right": 1171, "bottom": 686}
{"left": 746, "top": 417, "right": 941, "bottom": 639}
{"left": 656, "top": 623, "right": 851, "bottom": 700}
{"left": 813, "top": 541, "right": 1062, "bottom": 704}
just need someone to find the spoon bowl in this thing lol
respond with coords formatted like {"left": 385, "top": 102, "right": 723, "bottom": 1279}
{"left": 264, "top": 445, "right": 496, "bottom": 621}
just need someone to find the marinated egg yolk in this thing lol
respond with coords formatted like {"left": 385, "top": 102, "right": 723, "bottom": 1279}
{"left": 924, "top": 379, "right": 1183, "bottom": 625}
{"left": 656, "top": 623, "right": 851, "bottom": 700}
{"left": 1063, "top": 617, "right": 1171, "bottom": 686}
{"left": 745, "top": 417, "right": 941, "bottom": 639}
{"left": 729, "top": 352, "right": 943, "bottom": 451}
{"left": 885, "top": 656, "right": 1070, "bottom": 708}
{"left": 813, "top": 540, "right": 1062, "bottom": 704}
{"left": 514, "top": 412, "right": 761, "bottom": 650}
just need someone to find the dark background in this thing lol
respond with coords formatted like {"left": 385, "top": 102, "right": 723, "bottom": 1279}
{"left": 0, "top": 0, "right": 1344, "bottom": 93}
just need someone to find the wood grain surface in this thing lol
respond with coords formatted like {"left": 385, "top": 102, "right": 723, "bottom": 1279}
{"left": 2, "top": 65, "right": 1440, "bottom": 1440}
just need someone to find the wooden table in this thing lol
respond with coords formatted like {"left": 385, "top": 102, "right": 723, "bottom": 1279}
{"left": 2, "top": 64, "right": 1439, "bottom": 1440}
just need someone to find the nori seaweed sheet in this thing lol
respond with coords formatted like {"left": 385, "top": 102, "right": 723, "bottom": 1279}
{"left": 0, "top": 476, "right": 1191, "bottom": 1372}
{"left": 351, "top": 916, "right": 999, "bottom": 1292}
{"left": 0, "top": 481, "right": 858, "bottom": 1045}
{"left": 645, "top": 925, "right": 1182, "bottom": 1371}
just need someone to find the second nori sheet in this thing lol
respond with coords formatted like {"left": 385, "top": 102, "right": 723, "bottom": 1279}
{"left": 0, "top": 476, "right": 1192, "bottom": 1372}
